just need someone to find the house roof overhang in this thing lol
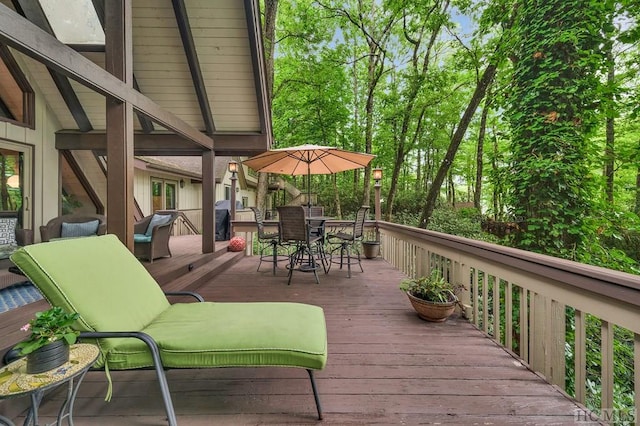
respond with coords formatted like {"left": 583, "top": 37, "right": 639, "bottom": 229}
{"left": 0, "top": 0, "right": 273, "bottom": 156}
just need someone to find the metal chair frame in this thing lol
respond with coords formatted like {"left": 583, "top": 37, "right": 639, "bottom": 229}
{"left": 277, "top": 206, "right": 326, "bottom": 285}
{"left": 327, "top": 206, "right": 370, "bottom": 278}
{"left": 250, "top": 207, "right": 289, "bottom": 275}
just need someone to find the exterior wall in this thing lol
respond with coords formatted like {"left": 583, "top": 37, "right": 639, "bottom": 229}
{"left": 133, "top": 168, "right": 202, "bottom": 217}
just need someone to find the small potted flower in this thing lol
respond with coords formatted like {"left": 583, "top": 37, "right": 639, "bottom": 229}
{"left": 399, "top": 270, "right": 462, "bottom": 322}
{"left": 15, "top": 307, "right": 80, "bottom": 373}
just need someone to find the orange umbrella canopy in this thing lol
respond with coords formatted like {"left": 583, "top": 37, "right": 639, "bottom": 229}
{"left": 243, "top": 144, "right": 375, "bottom": 176}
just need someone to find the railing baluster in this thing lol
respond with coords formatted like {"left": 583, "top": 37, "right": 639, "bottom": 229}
{"left": 493, "top": 275, "right": 500, "bottom": 342}
{"left": 472, "top": 268, "right": 479, "bottom": 326}
{"left": 519, "top": 287, "right": 528, "bottom": 363}
{"left": 459, "top": 262, "right": 470, "bottom": 319}
{"left": 505, "top": 280, "right": 513, "bottom": 352}
{"left": 550, "top": 300, "right": 565, "bottom": 388}
{"left": 601, "top": 320, "right": 614, "bottom": 412}
{"left": 482, "top": 271, "right": 489, "bottom": 334}
{"left": 575, "top": 309, "right": 586, "bottom": 404}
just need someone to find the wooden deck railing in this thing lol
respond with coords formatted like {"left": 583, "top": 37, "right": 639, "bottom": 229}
{"left": 377, "top": 220, "right": 640, "bottom": 418}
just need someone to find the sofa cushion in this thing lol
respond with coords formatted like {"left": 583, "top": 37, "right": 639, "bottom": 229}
{"left": 61, "top": 220, "right": 100, "bottom": 238}
{"left": 145, "top": 214, "right": 172, "bottom": 236}
{"left": 0, "top": 217, "right": 17, "bottom": 245}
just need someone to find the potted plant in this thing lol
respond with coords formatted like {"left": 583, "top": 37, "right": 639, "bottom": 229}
{"left": 399, "top": 270, "right": 461, "bottom": 322}
{"left": 15, "top": 306, "right": 80, "bottom": 373}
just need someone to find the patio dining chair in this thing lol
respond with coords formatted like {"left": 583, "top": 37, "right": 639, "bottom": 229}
{"left": 10, "top": 235, "right": 327, "bottom": 425}
{"left": 277, "top": 206, "right": 326, "bottom": 285}
{"left": 250, "top": 207, "right": 288, "bottom": 275}
{"left": 326, "top": 206, "right": 369, "bottom": 278}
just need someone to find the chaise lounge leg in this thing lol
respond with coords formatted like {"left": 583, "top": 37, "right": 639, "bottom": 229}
{"left": 152, "top": 354, "right": 177, "bottom": 426}
{"left": 307, "top": 369, "right": 323, "bottom": 420}
{"left": 80, "top": 331, "right": 178, "bottom": 426}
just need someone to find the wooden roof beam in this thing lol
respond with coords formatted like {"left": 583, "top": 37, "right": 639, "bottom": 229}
{"left": 91, "top": 0, "right": 154, "bottom": 134}
{"left": 14, "top": 0, "right": 93, "bottom": 132}
{"left": 244, "top": 0, "right": 272, "bottom": 143}
{"left": 55, "top": 131, "right": 269, "bottom": 157}
{"left": 172, "top": 0, "right": 216, "bottom": 136}
{"left": 0, "top": 3, "right": 212, "bottom": 149}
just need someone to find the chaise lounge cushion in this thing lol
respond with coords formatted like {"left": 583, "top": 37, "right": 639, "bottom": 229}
{"left": 10, "top": 235, "right": 327, "bottom": 371}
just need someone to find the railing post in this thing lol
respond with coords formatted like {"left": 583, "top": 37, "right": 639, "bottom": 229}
{"left": 229, "top": 161, "right": 238, "bottom": 237}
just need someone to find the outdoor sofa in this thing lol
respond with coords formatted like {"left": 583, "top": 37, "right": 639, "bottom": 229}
{"left": 10, "top": 235, "right": 328, "bottom": 425}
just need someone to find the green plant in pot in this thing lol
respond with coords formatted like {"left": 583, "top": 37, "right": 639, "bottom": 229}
{"left": 15, "top": 307, "right": 80, "bottom": 373}
{"left": 400, "top": 270, "right": 460, "bottom": 322}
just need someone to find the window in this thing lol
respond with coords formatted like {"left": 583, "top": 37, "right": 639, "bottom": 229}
{"left": 224, "top": 185, "right": 231, "bottom": 201}
{"left": 39, "top": 0, "right": 105, "bottom": 45}
{"left": 152, "top": 179, "right": 177, "bottom": 212}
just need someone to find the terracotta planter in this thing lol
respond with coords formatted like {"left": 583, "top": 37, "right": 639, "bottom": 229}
{"left": 405, "top": 291, "right": 456, "bottom": 322}
{"left": 362, "top": 241, "right": 380, "bottom": 259}
{"left": 27, "top": 340, "right": 69, "bottom": 374}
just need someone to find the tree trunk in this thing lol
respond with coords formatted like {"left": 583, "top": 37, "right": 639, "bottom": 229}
{"left": 604, "top": 41, "right": 615, "bottom": 204}
{"left": 474, "top": 88, "right": 491, "bottom": 210}
{"left": 636, "top": 139, "right": 640, "bottom": 215}
{"left": 418, "top": 62, "right": 499, "bottom": 227}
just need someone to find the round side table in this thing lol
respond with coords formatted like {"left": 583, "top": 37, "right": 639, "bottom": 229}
{"left": 0, "top": 343, "right": 99, "bottom": 426}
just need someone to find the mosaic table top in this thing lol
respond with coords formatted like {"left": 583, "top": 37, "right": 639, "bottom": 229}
{"left": 0, "top": 344, "right": 99, "bottom": 399}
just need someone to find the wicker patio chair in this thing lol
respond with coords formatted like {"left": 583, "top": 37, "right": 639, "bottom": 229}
{"left": 133, "top": 211, "right": 179, "bottom": 263}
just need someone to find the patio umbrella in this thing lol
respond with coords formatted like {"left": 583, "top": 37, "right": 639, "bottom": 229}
{"left": 243, "top": 144, "right": 376, "bottom": 206}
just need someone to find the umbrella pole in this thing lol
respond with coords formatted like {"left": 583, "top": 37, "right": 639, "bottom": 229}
{"left": 307, "top": 162, "right": 312, "bottom": 209}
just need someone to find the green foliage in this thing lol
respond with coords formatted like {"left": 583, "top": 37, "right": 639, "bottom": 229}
{"left": 399, "top": 269, "right": 459, "bottom": 303}
{"left": 427, "top": 207, "right": 483, "bottom": 238}
{"left": 507, "top": 0, "right": 610, "bottom": 254}
{"left": 14, "top": 307, "right": 80, "bottom": 356}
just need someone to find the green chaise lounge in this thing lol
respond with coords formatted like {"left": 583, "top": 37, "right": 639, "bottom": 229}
{"left": 10, "top": 235, "right": 327, "bottom": 425}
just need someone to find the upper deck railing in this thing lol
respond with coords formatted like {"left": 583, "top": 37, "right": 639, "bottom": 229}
{"left": 377, "top": 220, "right": 640, "bottom": 418}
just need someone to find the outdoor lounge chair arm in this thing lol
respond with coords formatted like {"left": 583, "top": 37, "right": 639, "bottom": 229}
{"left": 164, "top": 291, "right": 205, "bottom": 302}
{"left": 78, "top": 331, "right": 178, "bottom": 426}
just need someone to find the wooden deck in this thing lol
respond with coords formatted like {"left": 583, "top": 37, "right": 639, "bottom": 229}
{"left": 6, "top": 246, "right": 588, "bottom": 425}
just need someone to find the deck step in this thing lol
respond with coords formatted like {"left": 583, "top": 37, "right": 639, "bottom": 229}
{"left": 149, "top": 242, "right": 230, "bottom": 286}
{"left": 161, "top": 250, "right": 245, "bottom": 294}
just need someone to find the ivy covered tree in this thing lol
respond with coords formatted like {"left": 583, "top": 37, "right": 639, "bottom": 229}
{"left": 508, "top": 0, "right": 611, "bottom": 254}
